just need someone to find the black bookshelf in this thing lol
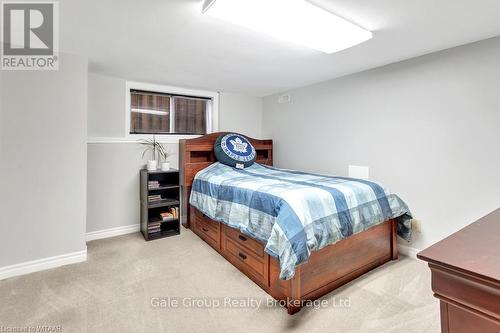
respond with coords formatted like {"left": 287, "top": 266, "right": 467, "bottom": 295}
{"left": 140, "top": 169, "right": 181, "bottom": 241}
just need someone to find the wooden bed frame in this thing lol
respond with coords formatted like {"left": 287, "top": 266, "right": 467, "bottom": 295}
{"left": 179, "top": 132, "right": 398, "bottom": 314}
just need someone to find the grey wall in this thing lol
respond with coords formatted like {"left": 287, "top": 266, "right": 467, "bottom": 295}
{"left": 86, "top": 143, "right": 179, "bottom": 233}
{"left": 86, "top": 73, "right": 263, "bottom": 233}
{"left": 88, "top": 74, "right": 126, "bottom": 138}
{"left": 262, "top": 37, "right": 500, "bottom": 251}
{"left": 219, "top": 92, "right": 263, "bottom": 138}
{"left": 0, "top": 53, "right": 88, "bottom": 267}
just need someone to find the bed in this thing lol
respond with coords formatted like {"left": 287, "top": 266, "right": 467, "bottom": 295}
{"left": 179, "top": 132, "right": 411, "bottom": 314}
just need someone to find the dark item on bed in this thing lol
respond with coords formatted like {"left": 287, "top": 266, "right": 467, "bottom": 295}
{"left": 179, "top": 132, "right": 398, "bottom": 314}
{"left": 417, "top": 209, "right": 500, "bottom": 333}
{"left": 179, "top": 132, "right": 273, "bottom": 229}
{"left": 214, "top": 133, "right": 257, "bottom": 168}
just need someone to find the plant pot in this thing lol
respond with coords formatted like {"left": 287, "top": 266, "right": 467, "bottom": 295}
{"left": 147, "top": 160, "right": 158, "bottom": 171}
{"left": 160, "top": 162, "right": 170, "bottom": 171}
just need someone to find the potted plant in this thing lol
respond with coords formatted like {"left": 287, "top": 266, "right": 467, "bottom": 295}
{"left": 138, "top": 136, "right": 163, "bottom": 171}
{"left": 159, "top": 148, "right": 175, "bottom": 171}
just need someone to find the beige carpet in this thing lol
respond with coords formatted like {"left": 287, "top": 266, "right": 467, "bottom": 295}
{"left": 0, "top": 230, "right": 440, "bottom": 333}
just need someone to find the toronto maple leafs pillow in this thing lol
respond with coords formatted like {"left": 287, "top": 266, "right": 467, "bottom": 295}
{"left": 214, "top": 133, "right": 256, "bottom": 168}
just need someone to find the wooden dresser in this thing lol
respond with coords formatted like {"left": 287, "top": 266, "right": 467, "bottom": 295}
{"left": 417, "top": 209, "right": 500, "bottom": 333}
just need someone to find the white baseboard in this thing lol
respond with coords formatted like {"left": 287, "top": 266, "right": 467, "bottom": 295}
{"left": 86, "top": 224, "right": 140, "bottom": 242}
{"left": 397, "top": 243, "right": 421, "bottom": 259}
{"left": 0, "top": 249, "right": 87, "bottom": 281}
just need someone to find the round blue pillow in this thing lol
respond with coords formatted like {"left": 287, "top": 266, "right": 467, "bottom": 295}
{"left": 214, "top": 133, "right": 256, "bottom": 168}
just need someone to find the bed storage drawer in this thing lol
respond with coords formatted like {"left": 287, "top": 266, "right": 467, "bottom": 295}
{"left": 195, "top": 219, "right": 219, "bottom": 247}
{"left": 224, "top": 225, "right": 265, "bottom": 258}
{"left": 192, "top": 208, "right": 220, "bottom": 250}
{"left": 222, "top": 234, "right": 267, "bottom": 286}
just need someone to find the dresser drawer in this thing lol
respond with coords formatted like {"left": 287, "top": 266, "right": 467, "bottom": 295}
{"left": 224, "top": 225, "right": 265, "bottom": 258}
{"left": 224, "top": 238, "right": 266, "bottom": 283}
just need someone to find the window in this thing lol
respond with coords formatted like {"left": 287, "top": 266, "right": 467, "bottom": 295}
{"left": 130, "top": 91, "right": 171, "bottom": 134}
{"left": 126, "top": 82, "right": 218, "bottom": 137}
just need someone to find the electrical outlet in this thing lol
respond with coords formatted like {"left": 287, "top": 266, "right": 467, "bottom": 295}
{"left": 348, "top": 165, "right": 369, "bottom": 179}
{"left": 412, "top": 219, "right": 422, "bottom": 233}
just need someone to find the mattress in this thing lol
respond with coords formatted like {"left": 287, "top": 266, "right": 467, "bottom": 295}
{"left": 190, "top": 162, "right": 412, "bottom": 279}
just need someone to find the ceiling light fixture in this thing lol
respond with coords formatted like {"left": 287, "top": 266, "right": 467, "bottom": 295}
{"left": 201, "top": 0, "right": 372, "bottom": 54}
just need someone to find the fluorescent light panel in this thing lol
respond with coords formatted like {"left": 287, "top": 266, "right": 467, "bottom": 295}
{"left": 202, "top": 0, "right": 372, "bottom": 54}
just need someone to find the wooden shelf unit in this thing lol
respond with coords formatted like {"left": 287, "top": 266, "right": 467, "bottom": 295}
{"left": 140, "top": 169, "right": 181, "bottom": 241}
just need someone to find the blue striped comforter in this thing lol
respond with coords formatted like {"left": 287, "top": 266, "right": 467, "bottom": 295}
{"left": 190, "top": 162, "right": 412, "bottom": 280}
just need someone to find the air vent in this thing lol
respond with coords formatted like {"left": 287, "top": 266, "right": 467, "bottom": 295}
{"left": 278, "top": 94, "right": 291, "bottom": 104}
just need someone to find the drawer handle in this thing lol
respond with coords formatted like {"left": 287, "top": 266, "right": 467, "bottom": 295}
{"left": 238, "top": 235, "right": 247, "bottom": 242}
{"left": 238, "top": 252, "right": 247, "bottom": 260}
{"left": 202, "top": 227, "right": 209, "bottom": 232}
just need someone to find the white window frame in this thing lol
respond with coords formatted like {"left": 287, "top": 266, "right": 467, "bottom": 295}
{"left": 125, "top": 81, "right": 219, "bottom": 142}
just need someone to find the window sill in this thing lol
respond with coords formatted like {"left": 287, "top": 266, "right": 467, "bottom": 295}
{"left": 87, "top": 134, "right": 203, "bottom": 144}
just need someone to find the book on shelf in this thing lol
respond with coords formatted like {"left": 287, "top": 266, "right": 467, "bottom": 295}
{"left": 172, "top": 206, "right": 179, "bottom": 218}
{"left": 148, "top": 194, "right": 163, "bottom": 202}
{"left": 148, "top": 180, "right": 160, "bottom": 189}
{"left": 160, "top": 206, "right": 179, "bottom": 221}
{"left": 148, "top": 221, "right": 161, "bottom": 232}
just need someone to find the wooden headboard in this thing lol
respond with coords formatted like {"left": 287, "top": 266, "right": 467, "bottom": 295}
{"left": 179, "top": 132, "right": 273, "bottom": 228}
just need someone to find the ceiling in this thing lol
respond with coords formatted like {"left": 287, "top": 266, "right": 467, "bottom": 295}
{"left": 59, "top": 0, "right": 500, "bottom": 96}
